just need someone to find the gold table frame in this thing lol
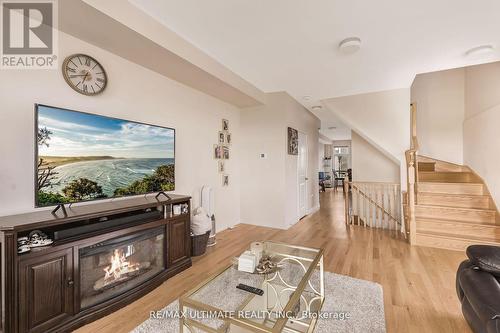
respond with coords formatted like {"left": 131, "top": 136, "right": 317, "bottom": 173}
{"left": 179, "top": 241, "right": 325, "bottom": 333}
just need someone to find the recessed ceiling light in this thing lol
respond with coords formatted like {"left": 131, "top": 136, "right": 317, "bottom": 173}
{"left": 302, "top": 95, "right": 312, "bottom": 101}
{"left": 311, "top": 105, "right": 322, "bottom": 111}
{"left": 339, "top": 37, "right": 361, "bottom": 54}
{"left": 465, "top": 44, "right": 494, "bottom": 57}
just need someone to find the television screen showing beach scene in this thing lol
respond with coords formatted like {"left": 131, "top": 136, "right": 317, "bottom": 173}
{"left": 35, "top": 105, "right": 175, "bottom": 207}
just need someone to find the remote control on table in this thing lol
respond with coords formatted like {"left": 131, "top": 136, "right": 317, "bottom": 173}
{"left": 236, "top": 283, "right": 264, "bottom": 296}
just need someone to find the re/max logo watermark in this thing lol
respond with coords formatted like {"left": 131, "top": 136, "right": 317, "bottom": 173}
{"left": 1, "top": 0, "right": 58, "bottom": 69}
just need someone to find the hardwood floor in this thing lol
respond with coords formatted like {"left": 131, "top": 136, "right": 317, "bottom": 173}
{"left": 75, "top": 190, "right": 471, "bottom": 333}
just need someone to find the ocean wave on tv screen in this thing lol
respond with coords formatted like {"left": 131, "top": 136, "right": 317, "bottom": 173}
{"left": 42, "top": 158, "right": 174, "bottom": 197}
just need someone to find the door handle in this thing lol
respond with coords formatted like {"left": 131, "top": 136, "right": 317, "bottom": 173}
{"left": 67, "top": 279, "right": 74, "bottom": 287}
{"left": 305, "top": 177, "right": 309, "bottom": 181}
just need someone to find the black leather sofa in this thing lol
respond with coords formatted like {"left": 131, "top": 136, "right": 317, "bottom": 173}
{"left": 457, "top": 245, "right": 500, "bottom": 333}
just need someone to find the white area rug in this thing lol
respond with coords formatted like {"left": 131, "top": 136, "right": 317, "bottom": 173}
{"left": 132, "top": 272, "right": 386, "bottom": 333}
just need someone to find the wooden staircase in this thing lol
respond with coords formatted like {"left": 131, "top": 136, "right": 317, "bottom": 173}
{"left": 414, "top": 156, "right": 500, "bottom": 251}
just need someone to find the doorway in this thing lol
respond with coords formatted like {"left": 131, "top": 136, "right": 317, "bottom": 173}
{"left": 298, "top": 132, "right": 308, "bottom": 219}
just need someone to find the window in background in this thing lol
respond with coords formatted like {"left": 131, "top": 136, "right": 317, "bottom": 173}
{"left": 334, "top": 146, "right": 350, "bottom": 173}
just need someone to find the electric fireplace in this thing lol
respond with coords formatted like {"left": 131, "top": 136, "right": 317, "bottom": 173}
{"left": 79, "top": 227, "right": 165, "bottom": 309}
{"left": 1, "top": 195, "right": 191, "bottom": 333}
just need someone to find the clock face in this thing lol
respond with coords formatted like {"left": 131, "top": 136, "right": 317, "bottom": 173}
{"left": 62, "top": 54, "right": 107, "bottom": 96}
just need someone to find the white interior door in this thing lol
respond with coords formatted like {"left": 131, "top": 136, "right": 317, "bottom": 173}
{"left": 298, "top": 132, "right": 308, "bottom": 219}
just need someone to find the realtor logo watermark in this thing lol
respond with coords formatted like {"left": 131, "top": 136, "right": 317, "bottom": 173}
{"left": 1, "top": 0, "right": 58, "bottom": 69}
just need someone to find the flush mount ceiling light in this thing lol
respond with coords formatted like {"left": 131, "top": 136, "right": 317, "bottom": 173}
{"left": 328, "top": 126, "right": 337, "bottom": 130}
{"left": 302, "top": 95, "right": 312, "bottom": 101}
{"left": 311, "top": 105, "right": 322, "bottom": 111}
{"left": 339, "top": 37, "right": 361, "bottom": 54}
{"left": 465, "top": 44, "right": 495, "bottom": 57}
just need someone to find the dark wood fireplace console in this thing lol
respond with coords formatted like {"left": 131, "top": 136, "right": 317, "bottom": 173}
{"left": 0, "top": 194, "right": 192, "bottom": 333}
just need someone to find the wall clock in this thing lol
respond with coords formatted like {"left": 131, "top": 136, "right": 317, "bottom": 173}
{"left": 62, "top": 54, "right": 107, "bottom": 96}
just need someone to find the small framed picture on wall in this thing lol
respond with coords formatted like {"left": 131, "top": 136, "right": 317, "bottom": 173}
{"left": 218, "top": 160, "right": 225, "bottom": 173}
{"left": 222, "top": 119, "right": 229, "bottom": 131}
{"left": 287, "top": 127, "right": 298, "bottom": 155}
{"left": 222, "top": 145, "right": 230, "bottom": 159}
{"left": 222, "top": 174, "right": 229, "bottom": 187}
{"left": 226, "top": 133, "right": 232, "bottom": 145}
{"left": 213, "top": 144, "right": 223, "bottom": 159}
{"left": 218, "top": 131, "right": 225, "bottom": 144}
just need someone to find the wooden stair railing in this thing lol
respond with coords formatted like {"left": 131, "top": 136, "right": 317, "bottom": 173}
{"left": 405, "top": 148, "right": 417, "bottom": 244}
{"left": 344, "top": 180, "right": 403, "bottom": 232}
{"left": 343, "top": 104, "right": 416, "bottom": 238}
{"left": 404, "top": 103, "right": 419, "bottom": 244}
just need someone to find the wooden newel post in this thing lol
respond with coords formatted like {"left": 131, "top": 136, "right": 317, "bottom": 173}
{"left": 344, "top": 177, "right": 350, "bottom": 224}
{"left": 408, "top": 161, "right": 417, "bottom": 245}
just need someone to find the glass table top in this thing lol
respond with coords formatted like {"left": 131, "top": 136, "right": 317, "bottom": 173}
{"left": 181, "top": 241, "right": 324, "bottom": 332}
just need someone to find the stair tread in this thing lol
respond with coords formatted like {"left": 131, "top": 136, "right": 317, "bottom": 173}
{"left": 414, "top": 156, "right": 499, "bottom": 250}
{"left": 416, "top": 192, "right": 491, "bottom": 209}
{"left": 417, "top": 162, "right": 436, "bottom": 172}
{"left": 418, "top": 182, "right": 485, "bottom": 194}
{"left": 419, "top": 180, "right": 479, "bottom": 184}
{"left": 418, "top": 192, "right": 490, "bottom": 198}
{"left": 417, "top": 156, "right": 437, "bottom": 162}
{"left": 416, "top": 204, "right": 495, "bottom": 213}
{"left": 417, "top": 230, "right": 500, "bottom": 243}
{"left": 418, "top": 170, "right": 480, "bottom": 184}
{"left": 416, "top": 217, "right": 499, "bottom": 227}
{"left": 419, "top": 181, "right": 483, "bottom": 185}
{"left": 419, "top": 171, "right": 473, "bottom": 174}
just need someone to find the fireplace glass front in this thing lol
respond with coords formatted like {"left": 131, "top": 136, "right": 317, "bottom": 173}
{"left": 79, "top": 227, "right": 165, "bottom": 309}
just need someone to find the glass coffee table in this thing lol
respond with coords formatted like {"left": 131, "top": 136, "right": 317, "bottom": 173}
{"left": 180, "top": 241, "right": 324, "bottom": 333}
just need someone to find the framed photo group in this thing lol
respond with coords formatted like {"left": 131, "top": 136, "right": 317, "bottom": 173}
{"left": 214, "top": 119, "right": 231, "bottom": 186}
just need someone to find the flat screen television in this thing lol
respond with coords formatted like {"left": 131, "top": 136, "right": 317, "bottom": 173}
{"left": 35, "top": 104, "right": 175, "bottom": 207}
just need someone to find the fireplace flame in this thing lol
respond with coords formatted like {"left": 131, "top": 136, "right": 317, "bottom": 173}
{"left": 103, "top": 248, "right": 140, "bottom": 284}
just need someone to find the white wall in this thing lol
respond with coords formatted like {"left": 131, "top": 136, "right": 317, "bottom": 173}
{"left": 408, "top": 62, "right": 500, "bottom": 207}
{"left": 240, "top": 92, "right": 320, "bottom": 229}
{"left": 351, "top": 132, "right": 400, "bottom": 183}
{"left": 465, "top": 62, "right": 500, "bottom": 118}
{"left": 284, "top": 94, "right": 320, "bottom": 225}
{"left": 411, "top": 68, "right": 465, "bottom": 164}
{"left": 464, "top": 62, "right": 500, "bottom": 207}
{"left": 239, "top": 94, "right": 287, "bottom": 229}
{"left": 322, "top": 89, "right": 410, "bottom": 166}
{"left": 318, "top": 142, "right": 325, "bottom": 171}
{"left": 322, "top": 89, "right": 410, "bottom": 189}
{"left": 0, "top": 31, "right": 242, "bottom": 231}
